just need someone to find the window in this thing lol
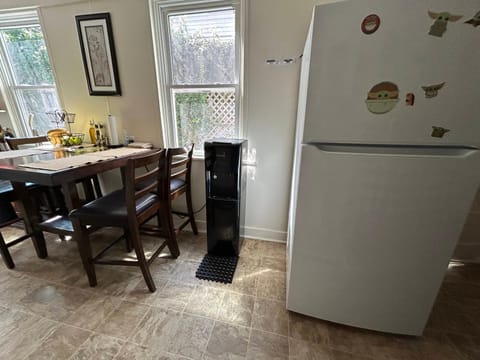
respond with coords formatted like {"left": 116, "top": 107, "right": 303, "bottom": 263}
{"left": 0, "top": 10, "right": 60, "bottom": 136}
{"left": 151, "top": 0, "right": 244, "bottom": 156}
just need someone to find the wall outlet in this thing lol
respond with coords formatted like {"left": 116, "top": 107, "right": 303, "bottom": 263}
{"left": 123, "top": 135, "right": 135, "bottom": 145}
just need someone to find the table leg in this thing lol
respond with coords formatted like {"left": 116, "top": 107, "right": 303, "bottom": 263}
{"left": 12, "top": 182, "right": 47, "bottom": 259}
{"left": 61, "top": 181, "right": 82, "bottom": 211}
{"left": 81, "top": 179, "right": 96, "bottom": 203}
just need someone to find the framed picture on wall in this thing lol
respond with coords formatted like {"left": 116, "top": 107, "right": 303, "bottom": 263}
{"left": 75, "top": 12, "right": 121, "bottom": 96}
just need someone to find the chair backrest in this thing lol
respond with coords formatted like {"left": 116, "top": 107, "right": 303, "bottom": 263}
{"left": 0, "top": 180, "right": 18, "bottom": 224}
{"left": 124, "top": 149, "right": 165, "bottom": 224}
{"left": 165, "top": 144, "right": 194, "bottom": 200}
{"left": 0, "top": 181, "right": 19, "bottom": 226}
{"left": 6, "top": 136, "right": 49, "bottom": 150}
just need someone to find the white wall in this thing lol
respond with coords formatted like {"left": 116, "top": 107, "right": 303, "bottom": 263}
{"left": 0, "top": 93, "right": 14, "bottom": 132}
{"left": 0, "top": 112, "right": 13, "bottom": 134}
{"left": 454, "top": 190, "right": 480, "bottom": 262}
{"left": 242, "top": 0, "right": 321, "bottom": 240}
{"left": 0, "top": 0, "right": 323, "bottom": 243}
{"left": 39, "top": 0, "right": 163, "bottom": 146}
{"left": 0, "top": 0, "right": 162, "bottom": 144}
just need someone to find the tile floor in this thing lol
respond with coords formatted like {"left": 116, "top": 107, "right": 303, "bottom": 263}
{"left": 0, "top": 226, "right": 479, "bottom": 359}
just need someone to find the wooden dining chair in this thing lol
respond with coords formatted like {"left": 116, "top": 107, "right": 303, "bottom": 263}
{"left": 5, "top": 135, "right": 49, "bottom": 150}
{"left": 0, "top": 180, "right": 45, "bottom": 269}
{"left": 6, "top": 135, "right": 70, "bottom": 214}
{"left": 6, "top": 135, "right": 102, "bottom": 215}
{"left": 70, "top": 149, "right": 179, "bottom": 292}
{"left": 163, "top": 144, "right": 198, "bottom": 242}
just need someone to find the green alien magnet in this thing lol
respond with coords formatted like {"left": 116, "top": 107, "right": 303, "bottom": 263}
{"left": 365, "top": 82, "right": 399, "bottom": 114}
{"left": 428, "top": 11, "right": 463, "bottom": 37}
{"left": 422, "top": 82, "right": 445, "bottom": 98}
{"left": 431, "top": 126, "right": 450, "bottom": 138}
{"left": 465, "top": 10, "right": 480, "bottom": 27}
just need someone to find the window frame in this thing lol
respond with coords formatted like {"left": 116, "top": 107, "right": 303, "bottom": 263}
{"left": 150, "top": 0, "right": 245, "bottom": 156}
{"left": 0, "top": 9, "right": 61, "bottom": 137}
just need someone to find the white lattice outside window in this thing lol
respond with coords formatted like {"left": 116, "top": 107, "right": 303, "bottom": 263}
{"left": 151, "top": 0, "right": 244, "bottom": 156}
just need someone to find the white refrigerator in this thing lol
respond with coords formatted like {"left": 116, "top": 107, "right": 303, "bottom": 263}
{"left": 287, "top": 0, "right": 480, "bottom": 336}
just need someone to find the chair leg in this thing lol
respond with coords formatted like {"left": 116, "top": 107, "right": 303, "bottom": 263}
{"left": 186, "top": 189, "right": 198, "bottom": 235}
{"left": 159, "top": 206, "right": 179, "bottom": 258}
{"left": 51, "top": 187, "right": 68, "bottom": 215}
{"left": 39, "top": 187, "right": 56, "bottom": 214}
{"left": 92, "top": 176, "right": 102, "bottom": 198}
{"left": 81, "top": 180, "right": 96, "bottom": 203}
{"left": 0, "top": 232, "right": 14, "bottom": 269}
{"left": 71, "top": 218, "right": 97, "bottom": 287}
{"left": 124, "top": 228, "right": 133, "bottom": 252}
{"left": 13, "top": 184, "right": 48, "bottom": 259}
{"left": 131, "top": 229, "right": 156, "bottom": 292}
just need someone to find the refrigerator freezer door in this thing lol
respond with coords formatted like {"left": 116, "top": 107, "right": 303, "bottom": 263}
{"left": 301, "top": 0, "right": 480, "bottom": 146}
{"left": 287, "top": 144, "right": 480, "bottom": 335}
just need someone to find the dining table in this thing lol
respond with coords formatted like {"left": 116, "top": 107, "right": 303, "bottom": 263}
{"left": 0, "top": 145, "right": 154, "bottom": 259}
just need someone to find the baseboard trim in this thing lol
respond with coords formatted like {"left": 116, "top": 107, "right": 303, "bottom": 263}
{"left": 194, "top": 220, "right": 287, "bottom": 243}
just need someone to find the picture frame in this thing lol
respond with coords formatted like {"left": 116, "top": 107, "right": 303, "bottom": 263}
{"left": 75, "top": 13, "right": 121, "bottom": 96}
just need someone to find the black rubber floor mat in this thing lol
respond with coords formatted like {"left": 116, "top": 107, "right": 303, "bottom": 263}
{"left": 195, "top": 254, "right": 239, "bottom": 284}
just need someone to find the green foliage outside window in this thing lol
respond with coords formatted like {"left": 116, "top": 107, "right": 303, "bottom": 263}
{"left": 3, "top": 27, "right": 54, "bottom": 85}
{"left": 170, "top": 16, "right": 236, "bottom": 149}
{"left": 175, "top": 92, "right": 209, "bottom": 146}
{"left": 0, "top": 26, "right": 59, "bottom": 136}
{"left": 170, "top": 17, "right": 234, "bottom": 85}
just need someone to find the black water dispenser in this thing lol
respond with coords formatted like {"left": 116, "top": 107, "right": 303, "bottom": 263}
{"left": 204, "top": 139, "right": 247, "bottom": 256}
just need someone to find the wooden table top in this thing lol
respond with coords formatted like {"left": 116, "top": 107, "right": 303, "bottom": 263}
{"left": 0, "top": 146, "right": 152, "bottom": 186}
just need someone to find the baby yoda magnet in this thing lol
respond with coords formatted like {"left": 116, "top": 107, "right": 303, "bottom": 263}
{"left": 431, "top": 126, "right": 450, "bottom": 138}
{"left": 465, "top": 11, "right": 480, "bottom": 27}
{"left": 422, "top": 82, "right": 445, "bottom": 98}
{"left": 365, "top": 82, "right": 399, "bottom": 114}
{"left": 428, "top": 11, "right": 463, "bottom": 37}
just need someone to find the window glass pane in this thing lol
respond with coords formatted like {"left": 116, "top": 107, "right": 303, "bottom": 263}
{"left": 173, "top": 88, "right": 235, "bottom": 152}
{"left": 1, "top": 26, "right": 55, "bottom": 86}
{"left": 16, "top": 88, "right": 59, "bottom": 135}
{"left": 169, "top": 9, "right": 235, "bottom": 85}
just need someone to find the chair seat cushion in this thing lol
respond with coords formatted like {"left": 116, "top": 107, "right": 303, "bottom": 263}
{"left": 70, "top": 189, "right": 159, "bottom": 225}
{"left": 170, "top": 178, "right": 186, "bottom": 193}
{"left": 0, "top": 201, "right": 18, "bottom": 225}
{"left": 0, "top": 181, "right": 14, "bottom": 198}
{"left": 0, "top": 181, "right": 38, "bottom": 201}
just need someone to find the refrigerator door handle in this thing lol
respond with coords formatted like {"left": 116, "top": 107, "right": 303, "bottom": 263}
{"left": 308, "top": 142, "right": 478, "bottom": 157}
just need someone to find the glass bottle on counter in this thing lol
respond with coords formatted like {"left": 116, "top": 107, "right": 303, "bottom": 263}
{"left": 89, "top": 120, "right": 96, "bottom": 144}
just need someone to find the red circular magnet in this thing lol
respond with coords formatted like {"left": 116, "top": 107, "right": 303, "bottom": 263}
{"left": 362, "top": 14, "right": 381, "bottom": 35}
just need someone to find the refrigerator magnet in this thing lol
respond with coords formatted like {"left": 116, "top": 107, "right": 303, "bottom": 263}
{"left": 431, "top": 126, "right": 450, "bottom": 138}
{"left": 465, "top": 11, "right": 480, "bottom": 27}
{"left": 405, "top": 93, "right": 415, "bottom": 106}
{"left": 422, "top": 82, "right": 445, "bottom": 98}
{"left": 365, "top": 81, "right": 399, "bottom": 114}
{"left": 428, "top": 11, "right": 463, "bottom": 37}
{"left": 361, "top": 14, "right": 380, "bottom": 34}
